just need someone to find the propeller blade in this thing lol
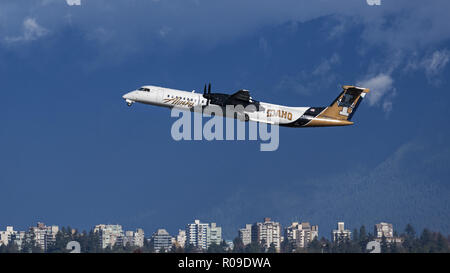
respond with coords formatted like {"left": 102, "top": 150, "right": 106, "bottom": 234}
{"left": 203, "top": 84, "right": 206, "bottom": 95}
{"left": 206, "top": 83, "right": 211, "bottom": 105}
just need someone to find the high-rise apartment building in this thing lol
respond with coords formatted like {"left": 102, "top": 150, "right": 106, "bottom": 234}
{"left": 251, "top": 218, "right": 281, "bottom": 252}
{"left": 185, "top": 220, "right": 222, "bottom": 249}
{"left": 29, "top": 222, "right": 59, "bottom": 251}
{"left": 209, "top": 223, "right": 222, "bottom": 246}
{"left": 285, "top": 222, "right": 318, "bottom": 250}
{"left": 123, "top": 228, "right": 145, "bottom": 248}
{"left": 94, "top": 224, "right": 124, "bottom": 249}
{"left": 374, "top": 222, "right": 402, "bottom": 243}
{"left": 175, "top": 229, "right": 186, "bottom": 248}
{"left": 239, "top": 224, "right": 252, "bottom": 246}
{"left": 150, "top": 229, "right": 173, "bottom": 252}
{"left": 332, "top": 222, "right": 351, "bottom": 243}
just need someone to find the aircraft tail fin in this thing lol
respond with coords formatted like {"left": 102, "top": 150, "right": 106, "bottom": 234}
{"left": 321, "top": 85, "right": 370, "bottom": 121}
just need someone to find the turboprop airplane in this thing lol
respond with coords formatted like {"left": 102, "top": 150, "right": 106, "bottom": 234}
{"left": 122, "top": 84, "right": 369, "bottom": 127}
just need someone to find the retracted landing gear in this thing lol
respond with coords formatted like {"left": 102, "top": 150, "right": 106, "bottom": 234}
{"left": 125, "top": 99, "right": 134, "bottom": 107}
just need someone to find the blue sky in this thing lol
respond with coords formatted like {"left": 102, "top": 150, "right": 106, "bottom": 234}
{"left": 1, "top": 0, "right": 450, "bottom": 239}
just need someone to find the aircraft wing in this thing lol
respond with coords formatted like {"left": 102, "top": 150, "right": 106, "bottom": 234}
{"left": 227, "top": 90, "right": 251, "bottom": 103}
{"left": 225, "top": 89, "right": 263, "bottom": 112}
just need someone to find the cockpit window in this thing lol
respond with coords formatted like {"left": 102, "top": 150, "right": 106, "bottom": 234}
{"left": 138, "top": 87, "right": 150, "bottom": 92}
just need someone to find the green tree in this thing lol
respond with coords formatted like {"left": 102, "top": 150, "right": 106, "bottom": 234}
{"left": 140, "top": 237, "right": 153, "bottom": 253}
{"left": 0, "top": 241, "right": 20, "bottom": 253}
{"left": 207, "top": 242, "right": 225, "bottom": 253}
{"left": 159, "top": 246, "right": 166, "bottom": 253}
{"left": 21, "top": 231, "right": 41, "bottom": 253}
{"left": 47, "top": 230, "right": 70, "bottom": 253}
{"left": 245, "top": 241, "right": 264, "bottom": 253}
{"left": 435, "top": 233, "right": 449, "bottom": 253}
{"left": 123, "top": 242, "right": 135, "bottom": 253}
{"left": 403, "top": 224, "right": 417, "bottom": 253}
{"left": 358, "top": 225, "right": 368, "bottom": 252}
{"left": 419, "top": 229, "right": 433, "bottom": 253}
{"left": 389, "top": 241, "right": 399, "bottom": 253}
{"left": 405, "top": 224, "right": 416, "bottom": 239}
{"left": 184, "top": 243, "right": 202, "bottom": 253}
{"left": 171, "top": 244, "right": 184, "bottom": 253}
{"left": 280, "top": 239, "right": 291, "bottom": 253}
{"left": 352, "top": 228, "right": 359, "bottom": 243}
{"left": 267, "top": 243, "right": 277, "bottom": 253}
{"left": 380, "top": 235, "right": 388, "bottom": 253}
{"left": 232, "top": 237, "right": 245, "bottom": 253}
{"left": 84, "top": 230, "right": 102, "bottom": 253}
{"left": 306, "top": 237, "right": 322, "bottom": 253}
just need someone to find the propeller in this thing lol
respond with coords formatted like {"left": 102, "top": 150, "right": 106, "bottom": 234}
{"left": 203, "top": 83, "right": 211, "bottom": 105}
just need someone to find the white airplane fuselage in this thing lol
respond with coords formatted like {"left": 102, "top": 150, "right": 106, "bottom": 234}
{"left": 122, "top": 85, "right": 369, "bottom": 127}
{"left": 122, "top": 85, "right": 311, "bottom": 126}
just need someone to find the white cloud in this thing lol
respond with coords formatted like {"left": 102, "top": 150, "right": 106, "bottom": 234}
{"left": 0, "top": 0, "right": 448, "bottom": 92}
{"left": 404, "top": 49, "right": 449, "bottom": 85}
{"left": 5, "top": 18, "right": 49, "bottom": 43}
{"left": 276, "top": 53, "right": 341, "bottom": 95}
{"left": 382, "top": 100, "right": 393, "bottom": 114}
{"left": 0, "top": 0, "right": 449, "bottom": 54}
{"left": 357, "top": 73, "right": 394, "bottom": 110}
{"left": 158, "top": 26, "right": 172, "bottom": 38}
{"left": 422, "top": 50, "right": 450, "bottom": 76}
{"left": 259, "top": 37, "right": 271, "bottom": 58}
{"left": 313, "top": 53, "right": 340, "bottom": 75}
{"left": 85, "top": 27, "right": 113, "bottom": 44}
{"left": 66, "top": 0, "right": 81, "bottom": 6}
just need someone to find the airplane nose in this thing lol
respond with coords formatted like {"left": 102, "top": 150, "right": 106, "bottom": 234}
{"left": 122, "top": 93, "right": 132, "bottom": 100}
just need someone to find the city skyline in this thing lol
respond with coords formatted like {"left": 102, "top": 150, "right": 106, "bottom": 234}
{"left": 3, "top": 218, "right": 447, "bottom": 254}
{"left": 0, "top": 217, "right": 440, "bottom": 245}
